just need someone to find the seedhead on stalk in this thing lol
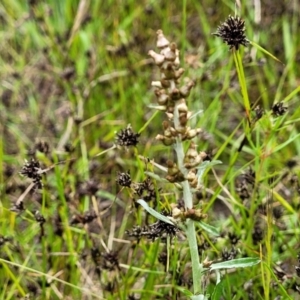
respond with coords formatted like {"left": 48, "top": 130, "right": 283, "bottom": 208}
{"left": 148, "top": 30, "right": 205, "bottom": 191}
{"left": 213, "top": 15, "right": 249, "bottom": 50}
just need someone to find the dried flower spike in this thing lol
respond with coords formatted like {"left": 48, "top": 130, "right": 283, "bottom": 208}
{"left": 213, "top": 15, "right": 249, "bottom": 50}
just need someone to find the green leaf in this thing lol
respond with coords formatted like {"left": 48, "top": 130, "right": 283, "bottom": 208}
{"left": 136, "top": 199, "right": 176, "bottom": 226}
{"left": 250, "top": 41, "right": 283, "bottom": 65}
{"left": 272, "top": 190, "right": 295, "bottom": 214}
{"left": 196, "top": 221, "right": 220, "bottom": 236}
{"left": 282, "top": 85, "right": 300, "bottom": 103}
{"left": 209, "top": 257, "right": 260, "bottom": 271}
{"left": 211, "top": 281, "right": 223, "bottom": 300}
{"left": 190, "top": 295, "right": 208, "bottom": 300}
{"left": 233, "top": 50, "right": 250, "bottom": 117}
{"left": 196, "top": 160, "right": 222, "bottom": 184}
{"left": 144, "top": 171, "right": 169, "bottom": 183}
{"left": 189, "top": 109, "right": 203, "bottom": 120}
{"left": 175, "top": 286, "right": 193, "bottom": 296}
{"left": 273, "top": 132, "right": 300, "bottom": 153}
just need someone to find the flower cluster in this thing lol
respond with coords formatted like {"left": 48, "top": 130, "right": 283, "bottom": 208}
{"left": 70, "top": 210, "right": 97, "bottom": 225}
{"left": 221, "top": 248, "right": 237, "bottom": 261}
{"left": 77, "top": 179, "right": 100, "bottom": 196}
{"left": 91, "top": 247, "right": 120, "bottom": 273}
{"left": 235, "top": 168, "right": 256, "bottom": 200}
{"left": 148, "top": 30, "right": 201, "bottom": 144}
{"left": 35, "top": 210, "right": 46, "bottom": 240}
{"left": 170, "top": 202, "right": 207, "bottom": 222}
{"left": 132, "top": 177, "right": 157, "bottom": 202}
{"left": 126, "top": 220, "right": 179, "bottom": 242}
{"left": 20, "top": 158, "right": 43, "bottom": 189}
{"left": 34, "top": 210, "right": 46, "bottom": 224}
{"left": 272, "top": 102, "right": 288, "bottom": 116}
{"left": 213, "top": 15, "right": 249, "bottom": 50}
{"left": 148, "top": 30, "right": 207, "bottom": 186}
{"left": 116, "top": 171, "right": 132, "bottom": 187}
{"left": 116, "top": 124, "right": 140, "bottom": 147}
{"left": 36, "top": 141, "right": 50, "bottom": 153}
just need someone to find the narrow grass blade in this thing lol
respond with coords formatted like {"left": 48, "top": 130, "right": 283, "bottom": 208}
{"left": 136, "top": 199, "right": 175, "bottom": 225}
{"left": 262, "top": 262, "right": 293, "bottom": 300}
{"left": 0, "top": 258, "right": 104, "bottom": 299}
{"left": 273, "top": 132, "right": 300, "bottom": 153}
{"left": 175, "top": 286, "right": 193, "bottom": 296}
{"left": 196, "top": 160, "right": 222, "bottom": 186}
{"left": 210, "top": 257, "right": 260, "bottom": 271}
{"left": 250, "top": 41, "right": 284, "bottom": 65}
{"left": 233, "top": 50, "right": 250, "bottom": 119}
{"left": 272, "top": 191, "right": 295, "bottom": 214}
{"left": 191, "top": 295, "right": 208, "bottom": 300}
{"left": 144, "top": 171, "right": 169, "bottom": 182}
{"left": 139, "top": 110, "right": 160, "bottom": 133}
{"left": 211, "top": 281, "right": 223, "bottom": 300}
{"left": 282, "top": 85, "right": 300, "bottom": 103}
{"left": 196, "top": 221, "right": 220, "bottom": 237}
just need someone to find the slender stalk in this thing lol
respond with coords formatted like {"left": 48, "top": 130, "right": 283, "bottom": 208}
{"left": 176, "top": 152, "right": 202, "bottom": 294}
{"left": 174, "top": 104, "right": 202, "bottom": 294}
{"left": 149, "top": 30, "right": 205, "bottom": 296}
{"left": 186, "top": 219, "right": 203, "bottom": 294}
{"left": 233, "top": 50, "right": 251, "bottom": 121}
{"left": 264, "top": 204, "right": 273, "bottom": 300}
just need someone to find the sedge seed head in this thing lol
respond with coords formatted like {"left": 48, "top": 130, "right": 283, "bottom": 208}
{"left": 213, "top": 15, "right": 249, "bottom": 50}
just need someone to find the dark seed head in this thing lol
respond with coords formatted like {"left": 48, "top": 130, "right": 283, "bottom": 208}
{"left": 116, "top": 124, "right": 140, "bottom": 147}
{"left": 116, "top": 171, "right": 132, "bottom": 187}
{"left": 34, "top": 210, "right": 46, "bottom": 224}
{"left": 252, "top": 224, "right": 264, "bottom": 244}
{"left": 296, "top": 266, "right": 300, "bottom": 277}
{"left": 272, "top": 102, "right": 287, "bottom": 116}
{"left": 213, "top": 15, "right": 249, "bottom": 50}
{"left": 286, "top": 159, "right": 298, "bottom": 169}
{"left": 228, "top": 232, "right": 240, "bottom": 245}
{"left": 221, "top": 247, "right": 237, "bottom": 261}
{"left": 20, "top": 158, "right": 43, "bottom": 189}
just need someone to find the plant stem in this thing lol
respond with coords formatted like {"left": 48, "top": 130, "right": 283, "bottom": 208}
{"left": 186, "top": 218, "right": 203, "bottom": 294}
{"left": 233, "top": 50, "right": 251, "bottom": 121}
{"left": 174, "top": 104, "right": 202, "bottom": 294}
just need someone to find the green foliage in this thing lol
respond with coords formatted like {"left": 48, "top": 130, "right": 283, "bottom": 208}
{"left": 1, "top": 0, "right": 300, "bottom": 299}
{"left": 209, "top": 257, "right": 261, "bottom": 271}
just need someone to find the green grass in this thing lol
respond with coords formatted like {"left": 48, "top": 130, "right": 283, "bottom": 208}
{"left": 1, "top": 0, "right": 300, "bottom": 299}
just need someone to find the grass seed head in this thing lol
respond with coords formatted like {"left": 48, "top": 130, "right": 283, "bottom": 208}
{"left": 116, "top": 124, "right": 140, "bottom": 147}
{"left": 213, "top": 15, "right": 249, "bottom": 50}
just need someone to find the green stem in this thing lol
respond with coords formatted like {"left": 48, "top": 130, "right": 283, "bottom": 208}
{"left": 233, "top": 50, "right": 251, "bottom": 121}
{"left": 173, "top": 102, "right": 202, "bottom": 295}
{"left": 186, "top": 219, "right": 203, "bottom": 294}
{"left": 264, "top": 208, "right": 273, "bottom": 300}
